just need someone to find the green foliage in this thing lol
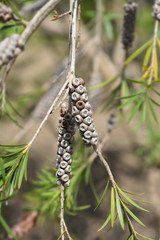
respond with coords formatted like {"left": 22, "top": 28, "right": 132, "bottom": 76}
{"left": 0, "top": 144, "right": 29, "bottom": 197}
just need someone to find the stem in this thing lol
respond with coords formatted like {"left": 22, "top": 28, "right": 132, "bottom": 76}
{"left": 147, "top": 20, "right": 159, "bottom": 86}
{"left": 61, "top": 185, "right": 65, "bottom": 240}
{"left": 62, "top": 219, "right": 72, "bottom": 240}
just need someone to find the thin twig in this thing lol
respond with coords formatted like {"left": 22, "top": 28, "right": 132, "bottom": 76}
{"left": 50, "top": 10, "right": 71, "bottom": 21}
{"left": 147, "top": 20, "right": 159, "bottom": 86}
{"left": 76, "top": 0, "right": 81, "bottom": 49}
{"left": 61, "top": 185, "right": 65, "bottom": 240}
{"left": 62, "top": 219, "right": 72, "bottom": 240}
{"left": 25, "top": 79, "right": 68, "bottom": 151}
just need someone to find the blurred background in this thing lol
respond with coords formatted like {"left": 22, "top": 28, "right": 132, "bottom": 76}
{"left": 0, "top": 0, "right": 160, "bottom": 239}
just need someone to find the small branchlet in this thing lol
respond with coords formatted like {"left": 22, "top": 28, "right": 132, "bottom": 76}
{"left": 122, "top": 1, "right": 138, "bottom": 50}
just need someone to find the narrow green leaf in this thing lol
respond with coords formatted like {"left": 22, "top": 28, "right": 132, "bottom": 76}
{"left": 117, "top": 186, "right": 148, "bottom": 212}
{"left": 0, "top": 215, "right": 17, "bottom": 240}
{"left": 153, "top": 46, "right": 158, "bottom": 79}
{"left": 142, "top": 102, "right": 146, "bottom": 122}
{"left": 18, "top": 151, "right": 29, "bottom": 189}
{"left": 57, "top": 230, "right": 66, "bottom": 240}
{"left": 125, "top": 39, "right": 153, "bottom": 65}
{"left": 5, "top": 103, "right": 22, "bottom": 128}
{"left": 121, "top": 202, "right": 145, "bottom": 227}
{"left": 118, "top": 88, "right": 145, "bottom": 100}
{"left": 115, "top": 192, "right": 124, "bottom": 230}
{"left": 118, "top": 96, "right": 138, "bottom": 110}
{"left": 127, "top": 78, "right": 146, "bottom": 84}
{"left": 75, "top": 205, "right": 91, "bottom": 210}
{"left": 148, "top": 98, "right": 159, "bottom": 124}
{"left": 0, "top": 191, "right": 17, "bottom": 202}
{"left": 94, "top": 178, "right": 110, "bottom": 211}
{"left": 122, "top": 80, "right": 129, "bottom": 98}
{"left": 136, "top": 232, "right": 154, "bottom": 240}
{"left": 90, "top": 74, "right": 119, "bottom": 89}
{"left": 148, "top": 96, "right": 160, "bottom": 107}
{"left": 142, "top": 44, "right": 152, "bottom": 71}
{"left": 0, "top": 158, "right": 5, "bottom": 183}
{"left": 128, "top": 100, "right": 143, "bottom": 123}
{"left": 89, "top": 174, "right": 99, "bottom": 203}
{"left": 97, "top": 214, "right": 111, "bottom": 232}
{"left": 151, "top": 87, "right": 160, "bottom": 96}
{"left": 111, "top": 187, "right": 115, "bottom": 227}
{"left": 85, "top": 163, "right": 92, "bottom": 184}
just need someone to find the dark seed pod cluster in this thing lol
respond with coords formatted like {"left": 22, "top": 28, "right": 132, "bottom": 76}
{"left": 122, "top": 1, "right": 138, "bottom": 49}
{"left": 107, "top": 113, "right": 117, "bottom": 133}
{"left": 56, "top": 103, "right": 75, "bottom": 187}
{"left": 152, "top": 0, "right": 160, "bottom": 21}
{"left": 0, "top": 34, "right": 24, "bottom": 67}
{"left": 70, "top": 78, "right": 98, "bottom": 147}
{"left": 0, "top": 3, "right": 16, "bottom": 23}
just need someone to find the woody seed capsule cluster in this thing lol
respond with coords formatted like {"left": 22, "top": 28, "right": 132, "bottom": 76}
{"left": 0, "top": 3, "right": 16, "bottom": 23}
{"left": 56, "top": 103, "right": 75, "bottom": 187}
{"left": 152, "top": 0, "right": 160, "bottom": 21}
{"left": 122, "top": 1, "right": 138, "bottom": 49}
{"left": 70, "top": 78, "right": 98, "bottom": 147}
{"left": 0, "top": 34, "right": 24, "bottom": 67}
{"left": 107, "top": 113, "right": 117, "bottom": 133}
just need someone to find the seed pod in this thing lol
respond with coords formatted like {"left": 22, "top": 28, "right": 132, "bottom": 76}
{"left": 72, "top": 78, "right": 81, "bottom": 87}
{"left": 69, "top": 77, "right": 98, "bottom": 147}
{"left": 80, "top": 109, "right": 89, "bottom": 118}
{"left": 61, "top": 174, "right": 69, "bottom": 182}
{"left": 152, "top": 0, "right": 160, "bottom": 21}
{"left": 76, "top": 85, "right": 85, "bottom": 94}
{"left": 60, "top": 161, "right": 68, "bottom": 169}
{"left": 71, "top": 92, "right": 80, "bottom": 101}
{"left": 56, "top": 103, "right": 75, "bottom": 187}
{"left": 0, "top": 3, "right": 16, "bottom": 23}
{"left": 79, "top": 123, "right": 88, "bottom": 132}
{"left": 122, "top": 1, "right": 138, "bottom": 49}
{"left": 64, "top": 180, "right": 70, "bottom": 187}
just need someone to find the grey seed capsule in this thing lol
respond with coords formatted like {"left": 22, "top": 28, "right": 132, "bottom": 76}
{"left": 76, "top": 85, "right": 85, "bottom": 94}
{"left": 5, "top": 49, "right": 13, "bottom": 58}
{"left": 71, "top": 92, "right": 80, "bottom": 101}
{"left": 64, "top": 113, "right": 72, "bottom": 121}
{"left": 90, "top": 137, "right": 98, "bottom": 145}
{"left": 63, "top": 153, "right": 71, "bottom": 161}
{"left": 82, "top": 138, "right": 91, "bottom": 146}
{"left": 56, "top": 169, "right": 65, "bottom": 177}
{"left": 79, "top": 123, "right": 88, "bottom": 132}
{"left": 67, "top": 125, "right": 75, "bottom": 134}
{"left": 66, "top": 145, "right": 73, "bottom": 154}
{"left": 80, "top": 93, "right": 88, "bottom": 102}
{"left": 59, "top": 127, "right": 66, "bottom": 135}
{"left": 57, "top": 147, "right": 65, "bottom": 155}
{"left": 57, "top": 141, "right": 61, "bottom": 148}
{"left": 75, "top": 114, "right": 83, "bottom": 124}
{"left": 60, "top": 161, "right": 68, "bottom": 169}
{"left": 88, "top": 110, "right": 92, "bottom": 117}
{"left": 61, "top": 139, "right": 69, "bottom": 148}
{"left": 18, "top": 39, "right": 25, "bottom": 49}
{"left": 67, "top": 159, "right": 72, "bottom": 165}
{"left": 85, "top": 101, "right": 91, "bottom": 110}
{"left": 61, "top": 174, "right": 69, "bottom": 182}
{"left": 76, "top": 100, "right": 85, "bottom": 110}
{"left": 92, "top": 130, "right": 98, "bottom": 138}
{"left": 80, "top": 109, "right": 89, "bottom": 118}
{"left": 84, "top": 130, "right": 92, "bottom": 139}
{"left": 83, "top": 116, "right": 92, "bottom": 125}
{"left": 57, "top": 180, "right": 61, "bottom": 186}
{"left": 72, "top": 78, "right": 81, "bottom": 87}
{"left": 56, "top": 155, "right": 63, "bottom": 163}
{"left": 65, "top": 165, "right": 71, "bottom": 173}
{"left": 88, "top": 123, "right": 96, "bottom": 131}
{"left": 64, "top": 132, "right": 72, "bottom": 140}
{"left": 64, "top": 180, "right": 70, "bottom": 187}
{"left": 72, "top": 106, "right": 80, "bottom": 115}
